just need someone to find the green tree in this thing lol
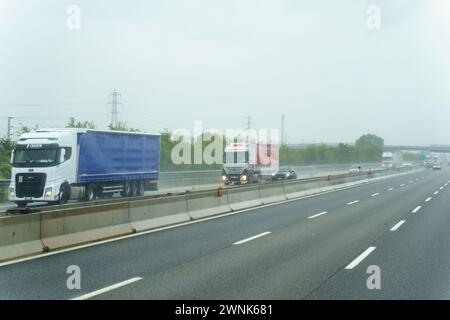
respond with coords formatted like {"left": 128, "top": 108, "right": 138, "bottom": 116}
{"left": 108, "top": 121, "right": 139, "bottom": 132}
{"left": 0, "top": 138, "right": 15, "bottom": 179}
{"left": 355, "top": 134, "right": 384, "bottom": 162}
{"left": 66, "top": 117, "right": 96, "bottom": 129}
{"left": 335, "top": 143, "right": 354, "bottom": 163}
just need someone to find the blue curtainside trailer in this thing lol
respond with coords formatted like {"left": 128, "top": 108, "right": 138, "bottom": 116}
{"left": 77, "top": 131, "right": 160, "bottom": 184}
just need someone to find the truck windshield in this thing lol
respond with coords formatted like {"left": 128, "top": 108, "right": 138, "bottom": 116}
{"left": 12, "top": 146, "right": 59, "bottom": 167}
{"left": 224, "top": 151, "right": 248, "bottom": 164}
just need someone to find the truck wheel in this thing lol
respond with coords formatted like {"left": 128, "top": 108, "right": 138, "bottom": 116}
{"left": 121, "top": 181, "right": 131, "bottom": 197}
{"left": 130, "top": 181, "right": 138, "bottom": 197}
{"left": 137, "top": 181, "right": 145, "bottom": 196}
{"left": 58, "top": 183, "right": 70, "bottom": 205}
{"left": 148, "top": 182, "right": 158, "bottom": 191}
{"left": 85, "top": 184, "right": 96, "bottom": 201}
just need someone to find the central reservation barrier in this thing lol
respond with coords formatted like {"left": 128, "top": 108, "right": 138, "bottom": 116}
{"left": 0, "top": 167, "right": 420, "bottom": 262}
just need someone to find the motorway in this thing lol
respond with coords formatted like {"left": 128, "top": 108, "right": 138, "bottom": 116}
{"left": 0, "top": 168, "right": 449, "bottom": 299}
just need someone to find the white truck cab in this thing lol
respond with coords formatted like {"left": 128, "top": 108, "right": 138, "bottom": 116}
{"left": 9, "top": 129, "right": 78, "bottom": 207}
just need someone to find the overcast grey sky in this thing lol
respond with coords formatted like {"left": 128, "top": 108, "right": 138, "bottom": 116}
{"left": 1, "top": 0, "right": 449, "bottom": 145}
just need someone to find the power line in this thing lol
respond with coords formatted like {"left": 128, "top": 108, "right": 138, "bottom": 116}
{"left": 107, "top": 89, "right": 123, "bottom": 128}
{"left": 0, "top": 102, "right": 103, "bottom": 107}
{"left": 244, "top": 115, "right": 253, "bottom": 131}
{"left": 244, "top": 115, "right": 254, "bottom": 143}
{"left": 7, "top": 117, "right": 13, "bottom": 139}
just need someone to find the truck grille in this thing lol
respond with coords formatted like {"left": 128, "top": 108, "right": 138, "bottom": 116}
{"left": 225, "top": 167, "right": 244, "bottom": 174}
{"left": 15, "top": 173, "right": 46, "bottom": 198}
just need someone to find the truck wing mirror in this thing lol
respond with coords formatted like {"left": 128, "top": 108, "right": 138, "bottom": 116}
{"left": 60, "top": 149, "right": 66, "bottom": 163}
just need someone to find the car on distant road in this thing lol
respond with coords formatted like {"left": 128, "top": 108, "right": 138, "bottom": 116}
{"left": 348, "top": 165, "right": 362, "bottom": 175}
{"left": 272, "top": 166, "right": 297, "bottom": 180}
{"left": 432, "top": 162, "right": 442, "bottom": 170}
{"left": 402, "top": 162, "right": 413, "bottom": 169}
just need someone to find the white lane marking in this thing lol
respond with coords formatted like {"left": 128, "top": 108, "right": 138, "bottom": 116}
{"left": 412, "top": 206, "right": 422, "bottom": 213}
{"left": 425, "top": 197, "right": 432, "bottom": 202}
{"left": 390, "top": 220, "right": 405, "bottom": 232}
{"left": 400, "top": 184, "right": 405, "bottom": 187}
{"left": 71, "top": 277, "right": 143, "bottom": 300}
{"left": 308, "top": 211, "right": 328, "bottom": 219}
{"left": 0, "top": 168, "right": 426, "bottom": 268}
{"left": 233, "top": 231, "right": 271, "bottom": 245}
{"left": 388, "top": 187, "right": 395, "bottom": 191}
{"left": 345, "top": 247, "right": 376, "bottom": 270}
{"left": 371, "top": 193, "right": 380, "bottom": 197}
{"left": 434, "top": 191, "right": 439, "bottom": 195}
{"left": 347, "top": 200, "right": 359, "bottom": 205}
{"left": 440, "top": 186, "right": 444, "bottom": 190}
{"left": 445, "top": 183, "right": 448, "bottom": 186}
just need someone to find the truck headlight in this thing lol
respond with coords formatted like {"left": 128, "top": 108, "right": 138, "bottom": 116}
{"left": 9, "top": 187, "right": 15, "bottom": 199}
{"left": 44, "top": 187, "right": 53, "bottom": 198}
{"left": 240, "top": 175, "right": 247, "bottom": 182}
{"left": 222, "top": 175, "right": 227, "bottom": 181}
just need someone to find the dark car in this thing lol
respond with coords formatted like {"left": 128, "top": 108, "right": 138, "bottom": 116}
{"left": 272, "top": 166, "right": 298, "bottom": 180}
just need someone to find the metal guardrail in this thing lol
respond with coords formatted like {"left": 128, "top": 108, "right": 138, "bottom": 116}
{"left": 158, "top": 162, "right": 384, "bottom": 188}
{"left": 0, "top": 162, "right": 415, "bottom": 205}
{"left": 3, "top": 167, "right": 392, "bottom": 214}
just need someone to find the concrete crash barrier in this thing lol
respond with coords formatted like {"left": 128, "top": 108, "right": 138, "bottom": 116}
{"left": 284, "top": 178, "right": 326, "bottom": 200}
{"left": 130, "top": 195, "right": 190, "bottom": 232}
{"left": 0, "top": 214, "right": 44, "bottom": 262}
{"left": 258, "top": 182, "right": 287, "bottom": 204}
{"left": 187, "top": 190, "right": 231, "bottom": 220}
{"left": 40, "top": 202, "right": 133, "bottom": 251}
{"left": 227, "top": 185, "right": 262, "bottom": 211}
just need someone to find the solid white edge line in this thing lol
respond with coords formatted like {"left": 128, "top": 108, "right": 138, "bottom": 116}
{"left": 233, "top": 231, "right": 271, "bottom": 245}
{"left": 347, "top": 200, "right": 359, "bottom": 205}
{"left": 345, "top": 247, "right": 376, "bottom": 270}
{"left": 412, "top": 206, "right": 422, "bottom": 213}
{"left": 425, "top": 197, "right": 432, "bottom": 202}
{"left": 308, "top": 211, "right": 328, "bottom": 219}
{"left": 390, "top": 220, "right": 405, "bottom": 231}
{"left": 71, "top": 277, "right": 143, "bottom": 300}
{"left": 0, "top": 169, "right": 426, "bottom": 268}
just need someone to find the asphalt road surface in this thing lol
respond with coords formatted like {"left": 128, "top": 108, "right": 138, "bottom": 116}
{"left": 0, "top": 168, "right": 448, "bottom": 300}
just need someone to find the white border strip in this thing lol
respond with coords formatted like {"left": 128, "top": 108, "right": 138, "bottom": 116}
{"left": 71, "top": 277, "right": 142, "bottom": 300}
{"left": 233, "top": 231, "right": 271, "bottom": 245}
{"left": 345, "top": 247, "right": 376, "bottom": 270}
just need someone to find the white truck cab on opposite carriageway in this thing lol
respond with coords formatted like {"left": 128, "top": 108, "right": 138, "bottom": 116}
{"left": 9, "top": 128, "right": 161, "bottom": 207}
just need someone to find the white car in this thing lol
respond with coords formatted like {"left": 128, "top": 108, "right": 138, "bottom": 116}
{"left": 402, "top": 162, "right": 413, "bottom": 169}
{"left": 433, "top": 163, "right": 442, "bottom": 170}
{"left": 348, "top": 165, "right": 361, "bottom": 174}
